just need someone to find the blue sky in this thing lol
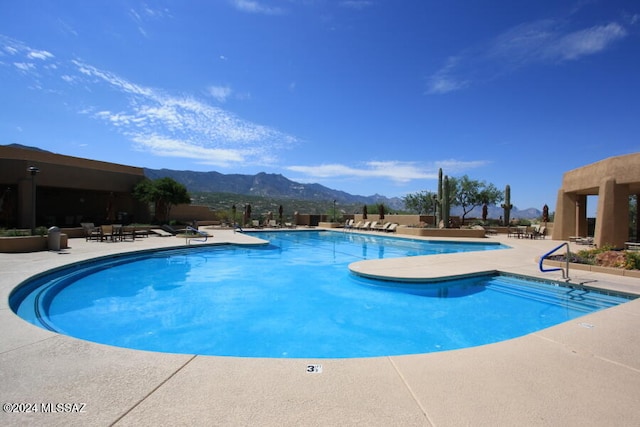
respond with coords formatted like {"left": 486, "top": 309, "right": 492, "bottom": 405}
{"left": 1, "top": 0, "right": 639, "bottom": 214}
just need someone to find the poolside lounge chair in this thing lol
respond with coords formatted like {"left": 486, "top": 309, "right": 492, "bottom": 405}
{"left": 576, "top": 237, "right": 594, "bottom": 246}
{"left": 364, "top": 221, "right": 377, "bottom": 231}
{"left": 352, "top": 221, "right": 363, "bottom": 229}
{"left": 150, "top": 228, "right": 173, "bottom": 237}
{"left": 385, "top": 223, "right": 398, "bottom": 233}
{"left": 376, "top": 222, "right": 391, "bottom": 231}
{"left": 161, "top": 224, "right": 187, "bottom": 235}
{"left": 357, "top": 221, "right": 370, "bottom": 230}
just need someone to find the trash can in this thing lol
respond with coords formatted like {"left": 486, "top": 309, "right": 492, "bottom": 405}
{"left": 48, "top": 226, "right": 61, "bottom": 251}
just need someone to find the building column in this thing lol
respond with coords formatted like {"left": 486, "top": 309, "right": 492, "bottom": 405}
{"left": 636, "top": 194, "right": 640, "bottom": 242}
{"left": 17, "top": 178, "right": 32, "bottom": 229}
{"left": 552, "top": 189, "right": 577, "bottom": 241}
{"left": 594, "top": 177, "right": 629, "bottom": 248}
{"left": 575, "top": 194, "right": 588, "bottom": 238}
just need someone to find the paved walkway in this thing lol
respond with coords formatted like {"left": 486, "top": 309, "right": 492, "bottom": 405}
{"left": 1, "top": 229, "right": 639, "bottom": 426}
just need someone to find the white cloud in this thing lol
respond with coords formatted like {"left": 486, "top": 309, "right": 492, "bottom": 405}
{"left": 129, "top": 5, "right": 172, "bottom": 37}
{"left": 546, "top": 22, "right": 627, "bottom": 60}
{"left": 230, "top": 0, "right": 284, "bottom": 15}
{"left": 68, "top": 60, "right": 297, "bottom": 166}
{"left": 287, "top": 159, "right": 488, "bottom": 183}
{"left": 27, "top": 49, "right": 54, "bottom": 60}
{"left": 208, "top": 85, "right": 233, "bottom": 103}
{"left": 131, "top": 134, "right": 246, "bottom": 167}
{"left": 13, "top": 62, "right": 35, "bottom": 72}
{"left": 427, "top": 19, "right": 629, "bottom": 94}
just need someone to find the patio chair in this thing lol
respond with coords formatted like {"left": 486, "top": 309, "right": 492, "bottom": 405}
{"left": 533, "top": 226, "right": 546, "bottom": 239}
{"left": 121, "top": 225, "right": 136, "bottom": 241}
{"left": 81, "top": 222, "right": 100, "bottom": 241}
{"left": 100, "top": 224, "right": 115, "bottom": 242}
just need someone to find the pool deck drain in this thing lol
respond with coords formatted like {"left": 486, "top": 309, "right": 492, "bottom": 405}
{"left": 1, "top": 229, "right": 640, "bottom": 426}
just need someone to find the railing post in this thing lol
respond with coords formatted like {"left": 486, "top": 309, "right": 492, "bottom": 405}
{"left": 539, "top": 242, "right": 570, "bottom": 281}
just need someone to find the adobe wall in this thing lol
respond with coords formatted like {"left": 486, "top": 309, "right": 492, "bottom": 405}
{"left": 552, "top": 153, "right": 640, "bottom": 248}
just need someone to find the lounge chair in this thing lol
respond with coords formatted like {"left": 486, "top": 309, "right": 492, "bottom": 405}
{"left": 150, "top": 228, "right": 173, "bottom": 237}
{"left": 352, "top": 221, "right": 363, "bottom": 229}
{"left": 376, "top": 222, "right": 391, "bottom": 231}
{"left": 161, "top": 224, "right": 187, "bottom": 235}
{"left": 385, "top": 223, "right": 398, "bottom": 233}
{"left": 357, "top": 221, "right": 370, "bottom": 230}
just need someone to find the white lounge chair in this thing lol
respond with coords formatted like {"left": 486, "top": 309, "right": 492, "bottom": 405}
{"left": 385, "top": 223, "right": 398, "bottom": 233}
{"left": 150, "top": 228, "right": 173, "bottom": 237}
{"left": 358, "top": 221, "right": 371, "bottom": 230}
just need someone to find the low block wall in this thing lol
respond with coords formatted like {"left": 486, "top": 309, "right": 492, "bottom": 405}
{"left": 396, "top": 227, "right": 486, "bottom": 239}
{"left": 542, "top": 259, "right": 640, "bottom": 279}
{"left": 0, "top": 234, "right": 69, "bottom": 253}
{"left": 318, "top": 222, "right": 342, "bottom": 228}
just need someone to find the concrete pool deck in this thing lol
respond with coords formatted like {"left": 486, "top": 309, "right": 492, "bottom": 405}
{"left": 1, "top": 229, "right": 639, "bottom": 426}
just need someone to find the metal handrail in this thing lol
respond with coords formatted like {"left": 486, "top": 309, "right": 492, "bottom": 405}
{"left": 539, "top": 242, "right": 570, "bottom": 280}
{"left": 185, "top": 226, "right": 208, "bottom": 244}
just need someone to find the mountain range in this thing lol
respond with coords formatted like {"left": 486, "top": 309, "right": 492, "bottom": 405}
{"left": 3, "top": 144, "right": 540, "bottom": 218}
{"left": 145, "top": 168, "right": 542, "bottom": 219}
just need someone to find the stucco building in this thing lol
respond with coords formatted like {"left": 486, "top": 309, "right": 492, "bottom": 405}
{"left": 552, "top": 152, "right": 640, "bottom": 248}
{"left": 0, "top": 145, "right": 148, "bottom": 229}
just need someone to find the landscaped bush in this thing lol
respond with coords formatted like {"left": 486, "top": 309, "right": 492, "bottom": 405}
{"left": 0, "top": 229, "right": 31, "bottom": 237}
{"left": 0, "top": 227, "right": 48, "bottom": 237}
{"left": 625, "top": 251, "right": 640, "bottom": 270}
{"left": 565, "top": 245, "right": 640, "bottom": 270}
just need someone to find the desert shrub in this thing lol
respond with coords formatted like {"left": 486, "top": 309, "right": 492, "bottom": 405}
{"left": 0, "top": 229, "right": 30, "bottom": 237}
{"left": 625, "top": 251, "right": 640, "bottom": 270}
{"left": 574, "top": 245, "right": 614, "bottom": 265}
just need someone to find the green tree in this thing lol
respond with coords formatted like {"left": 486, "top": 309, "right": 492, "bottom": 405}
{"left": 403, "top": 191, "right": 437, "bottom": 214}
{"left": 365, "top": 203, "right": 390, "bottom": 218}
{"left": 133, "top": 177, "right": 191, "bottom": 223}
{"left": 453, "top": 175, "right": 503, "bottom": 223}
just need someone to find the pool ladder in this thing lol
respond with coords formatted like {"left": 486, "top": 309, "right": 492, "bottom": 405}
{"left": 539, "top": 242, "right": 571, "bottom": 281}
{"left": 185, "top": 226, "right": 208, "bottom": 244}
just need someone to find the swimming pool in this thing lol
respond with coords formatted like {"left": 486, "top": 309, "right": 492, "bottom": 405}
{"left": 10, "top": 231, "right": 633, "bottom": 358}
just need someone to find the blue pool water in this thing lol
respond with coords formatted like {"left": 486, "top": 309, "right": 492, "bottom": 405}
{"left": 10, "top": 231, "right": 633, "bottom": 358}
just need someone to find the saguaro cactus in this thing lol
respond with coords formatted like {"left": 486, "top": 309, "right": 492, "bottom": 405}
{"left": 436, "top": 168, "right": 443, "bottom": 225}
{"left": 501, "top": 185, "right": 513, "bottom": 226}
{"left": 442, "top": 175, "right": 450, "bottom": 227}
